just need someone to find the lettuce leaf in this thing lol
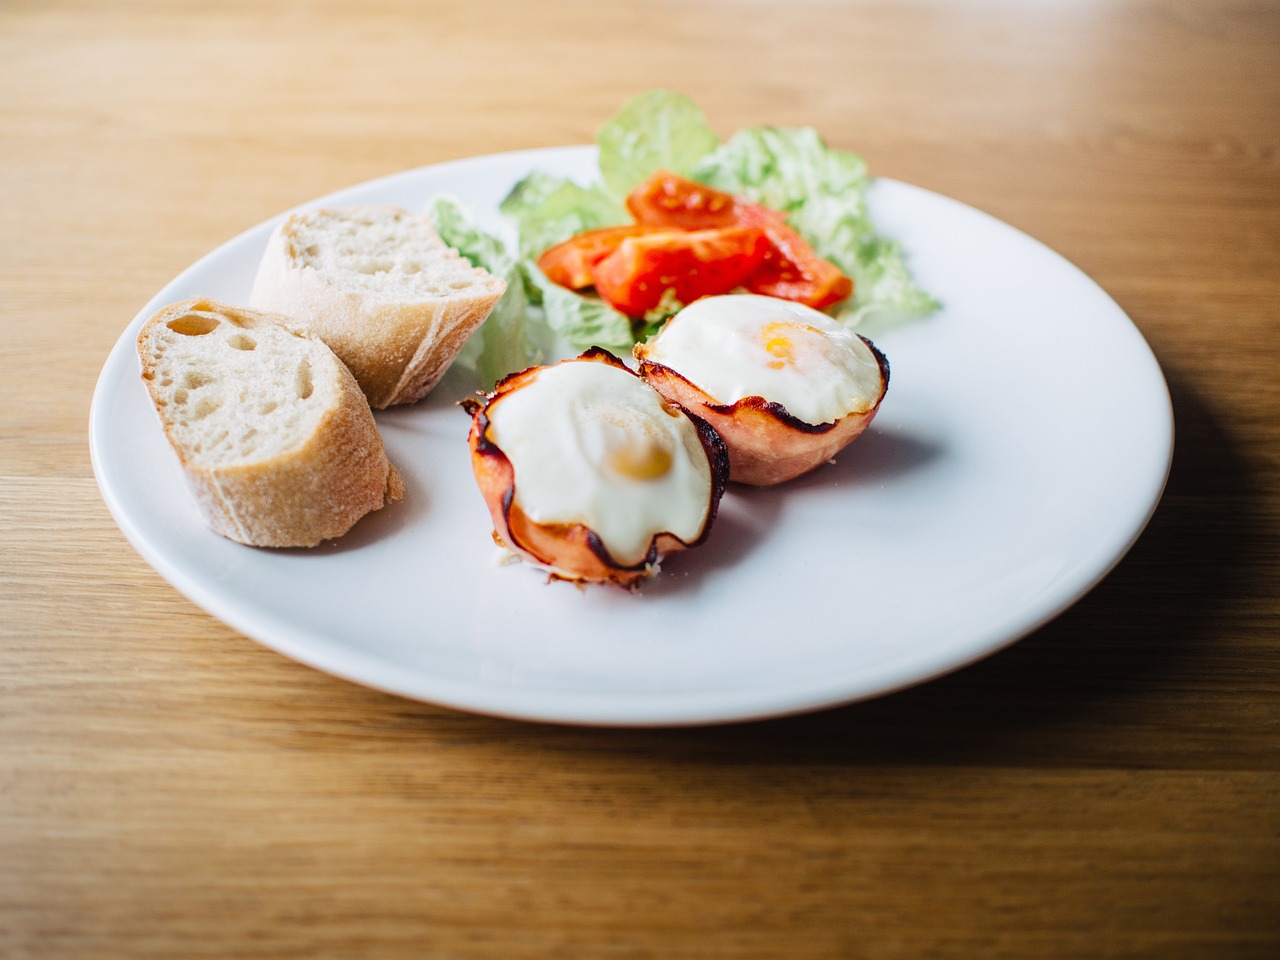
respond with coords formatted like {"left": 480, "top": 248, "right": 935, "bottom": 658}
{"left": 426, "top": 195, "right": 538, "bottom": 387}
{"left": 839, "top": 236, "right": 942, "bottom": 330}
{"left": 596, "top": 89, "right": 720, "bottom": 198}
{"left": 499, "top": 170, "right": 625, "bottom": 263}
{"left": 430, "top": 193, "right": 631, "bottom": 373}
{"left": 523, "top": 263, "right": 634, "bottom": 352}
{"left": 498, "top": 171, "right": 633, "bottom": 350}
{"left": 694, "top": 125, "right": 870, "bottom": 225}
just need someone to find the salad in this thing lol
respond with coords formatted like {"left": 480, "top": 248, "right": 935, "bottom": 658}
{"left": 428, "top": 90, "right": 939, "bottom": 387}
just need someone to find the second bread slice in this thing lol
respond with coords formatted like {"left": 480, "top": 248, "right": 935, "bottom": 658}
{"left": 249, "top": 205, "right": 506, "bottom": 409}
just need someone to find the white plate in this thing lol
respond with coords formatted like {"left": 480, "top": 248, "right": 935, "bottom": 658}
{"left": 90, "top": 146, "right": 1173, "bottom": 726}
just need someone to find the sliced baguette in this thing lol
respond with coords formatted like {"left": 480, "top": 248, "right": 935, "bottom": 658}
{"left": 137, "top": 298, "right": 403, "bottom": 548}
{"left": 248, "top": 205, "right": 506, "bottom": 409}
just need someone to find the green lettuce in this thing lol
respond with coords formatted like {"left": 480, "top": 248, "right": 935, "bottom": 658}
{"left": 596, "top": 89, "right": 720, "bottom": 198}
{"left": 694, "top": 125, "right": 870, "bottom": 225}
{"left": 523, "top": 263, "right": 634, "bottom": 352}
{"left": 499, "top": 170, "right": 625, "bottom": 263}
{"left": 426, "top": 195, "right": 538, "bottom": 387}
{"left": 497, "top": 173, "right": 633, "bottom": 348}
{"left": 842, "top": 236, "right": 943, "bottom": 330}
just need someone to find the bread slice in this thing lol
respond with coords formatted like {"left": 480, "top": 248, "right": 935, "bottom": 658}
{"left": 248, "top": 205, "right": 506, "bottom": 409}
{"left": 137, "top": 298, "right": 404, "bottom": 548}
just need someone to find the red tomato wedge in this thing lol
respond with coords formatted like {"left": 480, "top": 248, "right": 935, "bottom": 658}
{"left": 591, "top": 226, "right": 768, "bottom": 318}
{"left": 731, "top": 203, "right": 854, "bottom": 309}
{"left": 625, "top": 171, "right": 853, "bottom": 310}
{"left": 536, "top": 224, "right": 669, "bottom": 290}
{"left": 627, "top": 169, "right": 741, "bottom": 229}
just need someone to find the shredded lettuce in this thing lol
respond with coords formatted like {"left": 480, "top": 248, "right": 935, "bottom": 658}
{"left": 524, "top": 263, "right": 634, "bottom": 352}
{"left": 427, "top": 90, "right": 938, "bottom": 386}
{"left": 496, "top": 173, "right": 633, "bottom": 348}
{"left": 842, "top": 236, "right": 944, "bottom": 331}
{"left": 426, "top": 195, "right": 538, "bottom": 387}
{"left": 596, "top": 89, "right": 720, "bottom": 199}
{"left": 499, "top": 170, "right": 625, "bottom": 263}
{"left": 694, "top": 126, "right": 869, "bottom": 223}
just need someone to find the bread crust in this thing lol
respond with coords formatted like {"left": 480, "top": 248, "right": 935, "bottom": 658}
{"left": 138, "top": 298, "right": 402, "bottom": 548}
{"left": 248, "top": 206, "right": 506, "bottom": 409}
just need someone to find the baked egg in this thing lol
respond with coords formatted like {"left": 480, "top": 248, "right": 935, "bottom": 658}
{"left": 634, "top": 294, "right": 889, "bottom": 486}
{"left": 462, "top": 348, "right": 729, "bottom": 588}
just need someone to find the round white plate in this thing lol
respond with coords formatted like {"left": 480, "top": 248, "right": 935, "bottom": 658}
{"left": 90, "top": 146, "right": 1173, "bottom": 726}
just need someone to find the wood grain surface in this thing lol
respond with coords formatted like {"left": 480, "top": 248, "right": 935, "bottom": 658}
{"left": 2, "top": 1, "right": 1278, "bottom": 957}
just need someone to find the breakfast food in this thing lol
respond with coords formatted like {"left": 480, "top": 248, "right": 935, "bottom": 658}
{"left": 137, "top": 298, "right": 403, "bottom": 547}
{"left": 249, "top": 205, "right": 506, "bottom": 409}
{"left": 635, "top": 294, "right": 889, "bottom": 486}
{"left": 462, "top": 348, "right": 729, "bottom": 588}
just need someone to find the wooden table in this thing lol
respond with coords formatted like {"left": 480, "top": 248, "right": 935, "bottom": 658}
{"left": 3, "top": 1, "right": 1277, "bottom": 956}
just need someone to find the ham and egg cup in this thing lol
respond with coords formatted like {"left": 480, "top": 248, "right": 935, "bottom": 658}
{"left": 462, "top": 348, "right": 729, "bottom": 589}
{"left": 634, "top": 294, "right": 889, "bottom": 486}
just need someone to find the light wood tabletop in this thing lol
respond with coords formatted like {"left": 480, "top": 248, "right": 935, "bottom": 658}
{"left": 3, "top": 1, "right": 1278, "bottom": 957}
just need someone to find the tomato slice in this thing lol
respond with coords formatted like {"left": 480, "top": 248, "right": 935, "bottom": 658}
{"left": 536, "top": 224, "right": 668, "bottom": 290}
{"left": 591, "top": 226, "right": 768, "bottom": 317}
{"left": 625, "top": 171, "right": 853, "bottom": 310}
{"left": 626, "top": 169, "right": 741, "bottom": 229}
{"left": 731, "top": 204, "right": 854, "bottom": 309}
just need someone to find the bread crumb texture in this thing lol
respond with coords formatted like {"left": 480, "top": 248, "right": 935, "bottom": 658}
{"left": 286, "top": 206, "right": 497, "bottom": 301}
{"left": 140, "top": 302, "right": 334, "bottom": 468}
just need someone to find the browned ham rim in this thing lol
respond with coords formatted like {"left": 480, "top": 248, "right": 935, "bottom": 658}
{"left": 636, "top": 334, "right": 889, "bottom": 432}
{"left": 462, "top": 348, "right": 730, "bottom": 585}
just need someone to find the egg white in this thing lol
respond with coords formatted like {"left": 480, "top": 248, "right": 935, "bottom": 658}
{"left": 643, "top": 294, "right": 883, "bottom": 425}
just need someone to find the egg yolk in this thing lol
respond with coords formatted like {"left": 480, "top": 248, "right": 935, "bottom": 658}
{"left": 758, "top": 320, "right": 827, "bottom": 369}
{"left": 601, "top": 415, "right": 675, "bottom": 480}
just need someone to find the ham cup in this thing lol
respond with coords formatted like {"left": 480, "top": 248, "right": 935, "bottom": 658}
{"left": 462, "top": 348, "right": 729, "bottom": 589}
{"left": 634, "top": 294, "right": 889, "bottom": 486}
